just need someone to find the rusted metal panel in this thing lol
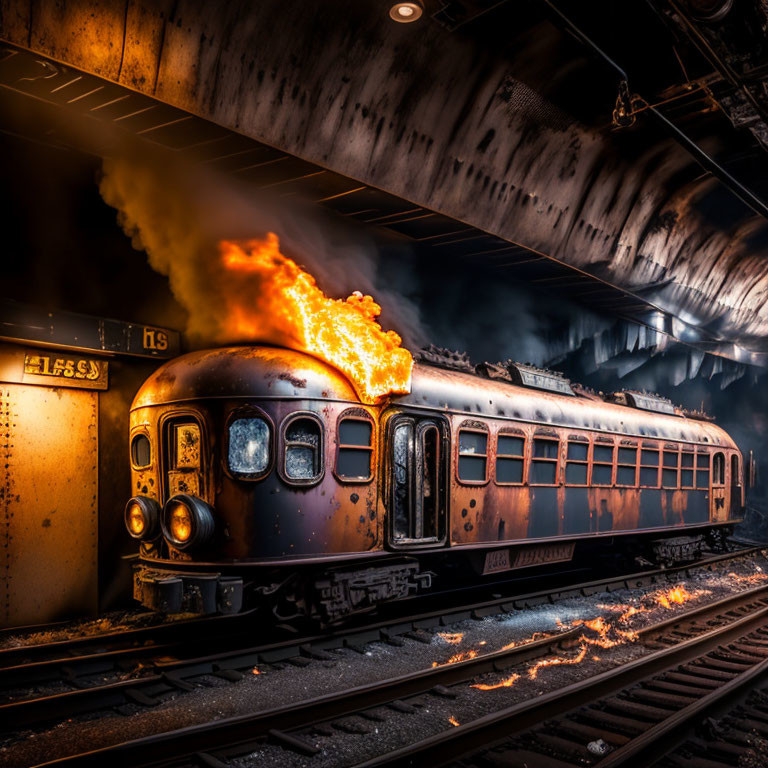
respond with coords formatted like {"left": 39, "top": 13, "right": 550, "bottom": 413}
{"left": 0, "top": 382, "right": 98, "bottom": 627}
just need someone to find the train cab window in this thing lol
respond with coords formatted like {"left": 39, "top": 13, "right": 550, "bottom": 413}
{"left": 696, "top": 451, "right": 710, "bottom": 489}
{"left": 565, "top": 439, "right": 588, "bottom": 486}
{"left": 496, "top": 434, "right": 525, "bottom": 485}
{"left": 283, "top": 416, "right": 322, "bottom": 481}
{"left": 530, "top": 437, "right": 559, "bottom": 485}
{"left": 458, "top": 429, "right": 488, "bottom": 483}
{"left": 640, "top": 448, "right": 660, "bottom": 488}
{"left": 174, "top": 423, "right": 201, "bottom": 469}
{"left": 228, "top": 417, "right": 270, "bottom": 478}
{"left": 617, "top": 445, "right": 638, "bottom": 487}
{"left": 337, "top": 417, "right": 374, "bottom": 481}
{"left": 713, "top": 452, "right": 725, "bottom": 486}
{"left": 681, "top": 451, "right": 695, "bottom": 488}
{"left": 131, "top": 434, "right": 151, "bottom": 469}
{"left": 662, "top": 449, "right": 679, "bottom": 489}
{"left": 592, "top": 443, "right": 613, "bottom": 486}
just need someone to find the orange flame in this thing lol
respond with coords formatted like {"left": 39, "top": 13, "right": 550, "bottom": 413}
{"left": 252, "top": 667, "right": 261, "bottom": 675}
{"left": 448, "top": 716, "right": 460, "bottom": 727}
{"left": 437, "top": 632, "right": 465, "bottom": 645}
{"left": 220, "top": 233, "right": 413, "bottom": 404}
{"left": 650, "top": 585, "right": 705, "bottom": 609}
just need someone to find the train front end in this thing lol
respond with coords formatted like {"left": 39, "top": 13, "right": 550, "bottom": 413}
{"left": 123, "top": 346, "right": 382, "bottom": 615}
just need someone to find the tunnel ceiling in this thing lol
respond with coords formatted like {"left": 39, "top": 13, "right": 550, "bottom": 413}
{"left": 2, "top": 0, "right": 768, "bottom": 366}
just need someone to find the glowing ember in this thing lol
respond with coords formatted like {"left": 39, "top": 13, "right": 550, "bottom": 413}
{"left": 727, "top": 571, "right": 768, "bottom": 585}
{"left": 448, "top": 716, "right": 460, "bottom": 727}
{"left": 252, "top": 667, "right": 261, "bottom": 675}
{"left": 433, "top": 649, "right": 478, "bottom": 667}
{"left": 650, "top": 585, "right": 705, "bottom": 609}
{"left": 472, "top": 672, "right": 521, "bottom": 691}
{"left": 220, "top": 233, "right": 413, "bottom": 404}
{"left": 528, "top": 643, "right": 589, "bottom": 679}
{"left": 437, "top": 632, "right": 465, "bottom": 645}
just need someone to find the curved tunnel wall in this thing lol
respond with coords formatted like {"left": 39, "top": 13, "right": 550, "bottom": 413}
{"left": 2, "top": 0, "right": 768, "bottom": 346}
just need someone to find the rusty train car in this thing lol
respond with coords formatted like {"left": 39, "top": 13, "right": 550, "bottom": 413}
{"left": 124, "top": 346, "right": 744, "bottom": 621}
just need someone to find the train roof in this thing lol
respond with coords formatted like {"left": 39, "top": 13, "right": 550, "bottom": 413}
{"left": 133, "top": 346, "right": 736, "bottom": 448}
{"left": 132, "top": 346, "right": 358, "bottom": 408}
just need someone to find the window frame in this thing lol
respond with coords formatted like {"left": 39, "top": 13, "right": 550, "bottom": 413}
{"left": 639, "top": 443, "right": 661, "bottom": 489}
{"left": 591, "top": 439, "right": 615, "bottom": 487}
{"left": 130, "top": 429, "right": 153, "bottom": 471}
{"left": 223, "top": 406, "right": 274, "bottom": 482}
{"left": 564, "top": 436, "right": 589, "bottom": 488}
{"left": 279, "top": 411, "right": 325, "bottom": 487}
{"left": 681, "top": 449, "right": 695, "bottom": 489}
{"left": 662, "top": 444, "right": 680, "bottom": 489}
{"left": 456, "top": 423, "right": 490, "bottom": 486}
{"left": 529, "top": 433, "right": 560, "bottom": 487}
{"left": 616, "top": 442, "right": 638, "bottom": 488}
{"left": 696, "top": 448, "right": 711, "bottom": 489}
{"left": 713, "top": 451, "right": 726, "bottom": 487}
{"left": 495, "top": 429, "right": 526, "bottom": 486}
{"left": 334, "top": 409, "right": 375, "bottom": 484}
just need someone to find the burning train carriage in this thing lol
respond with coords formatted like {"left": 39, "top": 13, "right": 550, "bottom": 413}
{"left": 124, "top": 345, "right": 744, "bottom": 621}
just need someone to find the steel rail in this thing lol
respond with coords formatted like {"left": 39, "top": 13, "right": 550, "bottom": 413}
{"left": 30, "top": 572, "right": 768, "bottom": 766}
{"left": 354, "top": 604, "right": 768, "bottom": 767}
{"left": 1, "top": 547, "right": 761, "bottom": 731}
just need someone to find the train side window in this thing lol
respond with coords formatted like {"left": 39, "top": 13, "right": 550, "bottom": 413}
{"left": 662, "top": 449, "right": 679, "bottom": 489}
{"left": 696, "top": 451, "right": 710, "bottom": 488}
{"left": 617, "top": 445, "right": 638, "bottom": 487}
{"left": 496, "top": 434, "right": 525, "bottom": 485}
{"left": 131, "top": 434, "right": 151, "bottom": 469}
{"left": 229, "top": 417, "right": 270, "bottom": 478}
{"left": 531, "top": 437, "right": 559, "bottom": 485}
{"left": 681, "top": 451, "right": 695, "bottom": 488}
{"left": 713, "top": 452, "right": 725, "bottom": 486}
{"left": 458, "top": 429, "right": 488, "bottom": 483}
{"left": 640, "top": 449, "right": 660, "bottom": 488}
{"left": 283, "top": 416, "right": 323, "bottom": 482}
{"left": 592, "top": 442, "right": 613, "bottom": 486}
{"left": 337, "top": 417, "right": 374, "bottom": 481}
{"left": 565, "top": 439, "right": 588, "bottom": 486}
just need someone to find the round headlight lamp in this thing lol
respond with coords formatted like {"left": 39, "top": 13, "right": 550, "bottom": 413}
{"left": 124, "top": 496, "right": 161, "bottom": 540}
{"left": 161, "top": 494, "right": 215, "bottom": 550}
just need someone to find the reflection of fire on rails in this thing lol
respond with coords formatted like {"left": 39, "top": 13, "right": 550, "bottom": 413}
{"left": 122, "top": 232, "right": 747, "bottom": 624}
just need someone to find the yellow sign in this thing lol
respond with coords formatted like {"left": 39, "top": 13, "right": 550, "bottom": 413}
{"left": 23, "top": 352, "right": 108, "bottom": 390}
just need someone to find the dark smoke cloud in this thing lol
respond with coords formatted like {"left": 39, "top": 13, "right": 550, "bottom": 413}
{"left": 99, "top": 148, "right": 426, "bottom": 351}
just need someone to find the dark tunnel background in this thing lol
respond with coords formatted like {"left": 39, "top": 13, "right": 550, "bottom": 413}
{"left": 4, "top": 126, "right": 767, "bottom": 612}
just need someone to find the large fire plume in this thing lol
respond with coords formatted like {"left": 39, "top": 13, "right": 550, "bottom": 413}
{"left": 98, "top": 156, "right": 418, "bottom": 405}
{"left": 219, "top": 234, "right": 412, "bottom": 404}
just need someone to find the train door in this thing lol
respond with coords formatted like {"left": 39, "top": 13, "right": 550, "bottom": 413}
{"left": 730, "top": 453, "right": 743, "bottom": 516}
{"left": 388, "top": 413, "right": 448, "bottom": 547}
{"left": 711, "top": 451, "right": 727, "bottom": 522}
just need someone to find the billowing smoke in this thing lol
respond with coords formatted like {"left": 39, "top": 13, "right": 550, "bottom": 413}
{"left": 99, "top": 150, "right": 426, "bottom": 351}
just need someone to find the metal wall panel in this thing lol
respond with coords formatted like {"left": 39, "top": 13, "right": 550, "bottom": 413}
{"left": 0, "top": 383, "right": 98, "bottom": 626}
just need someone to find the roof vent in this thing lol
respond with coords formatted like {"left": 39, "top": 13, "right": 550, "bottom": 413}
{"left": 475, "top": 361, "right": 512, "bottom": 382}
{"left": 502, "top": 361, "right": 575, "bottom": 396}
{"left": 609, "top": 390, "right": 676, "bottom": 415}
{"left": 416, "top": 345, "right": 474, "bottom": 373}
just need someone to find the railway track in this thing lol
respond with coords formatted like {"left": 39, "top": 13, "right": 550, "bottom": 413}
{"left": 16, "top": 546, "right": 767, "bottom": 767}
{"left": 0, "top": 547, "right": 760, "bottom": 735}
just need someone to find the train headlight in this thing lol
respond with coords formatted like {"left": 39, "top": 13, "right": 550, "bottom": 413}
{"left": 124, "top": 496, "right": 161, "bottom": 540}
{"left": 161, "top": 494, "right": 215, "bottom": 550}
{"left": 169, "top": 503, "right": 192, "bottom": 543}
